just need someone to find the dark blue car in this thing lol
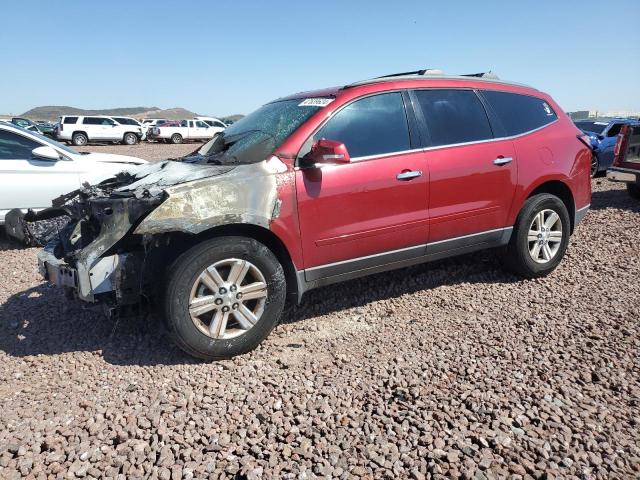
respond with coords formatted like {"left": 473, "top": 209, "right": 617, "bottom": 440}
{"left": 575, "top": 118, "right": 640, "bottom": 176}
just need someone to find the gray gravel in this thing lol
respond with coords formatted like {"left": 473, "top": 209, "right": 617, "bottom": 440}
{"left": 0, "top": 145, "right": 639, "bottom": 479}
{"left": 75, "top": 142, "right": 196, "bottom": 162}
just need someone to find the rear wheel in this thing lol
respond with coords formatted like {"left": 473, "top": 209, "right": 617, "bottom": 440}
{"left": 164, "top": 236, "right": 286, "bottom": 360}
{"left": 72, "top": 132, "right": 88, "bottom": 146}
{"left": 628, "top": 184, "right": 640, "bottom": 199}
{"left": 503, "top": 193, "right": 570, "bottom": 278}
{"left": 123, "top": 132, "right": 138, "bottom": 145}
{"left": 171, "top": 133, "right": 183, "bottom": 144}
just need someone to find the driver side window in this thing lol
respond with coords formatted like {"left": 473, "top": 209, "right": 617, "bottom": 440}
{"left": 0, "top": 130, "right": 42, "bottom": 159}
{"left": 313, "top": 92, "right": 410, "bottom": 159}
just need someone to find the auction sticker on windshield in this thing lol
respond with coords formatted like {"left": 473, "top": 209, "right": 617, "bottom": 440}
{"left": 298, "top": 98, "right": 334, "bottom": 107}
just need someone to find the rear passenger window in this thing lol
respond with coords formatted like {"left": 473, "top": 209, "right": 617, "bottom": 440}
{"left": 413, "top": 89, "right": 493, "bottom": 147}
{"left": 481, "top": 90, "right": 557, "bottom": 136}
{"left": 63, "top": 117, "right": 78, "bottom": 124}
{"left": 83, "top": 117, "right": 101, "bottom": 125}
{"left": 314, "top": 92, "right": 410, "bottom": 158}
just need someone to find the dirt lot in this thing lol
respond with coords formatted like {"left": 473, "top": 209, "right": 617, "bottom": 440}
{"left": 0, "top": 142, "right": 638, "bottom": 479}
{"left": 75, "top": 142, "right": 196, "bottom": 162}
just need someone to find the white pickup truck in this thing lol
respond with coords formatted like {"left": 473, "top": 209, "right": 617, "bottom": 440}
{"left": 150, "top": 119, "right": 225, "bottom": 144}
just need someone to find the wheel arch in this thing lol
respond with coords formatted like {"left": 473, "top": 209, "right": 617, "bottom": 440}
{"left": 525, "top": 180, "right": 576, "bottom": 233}
{"left": 157, "top": 223, "right": 299, "bottom": 304}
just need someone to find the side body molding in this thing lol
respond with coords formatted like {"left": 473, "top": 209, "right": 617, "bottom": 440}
{"left": 296, "top": 227, "right": 513, "bottom": 301}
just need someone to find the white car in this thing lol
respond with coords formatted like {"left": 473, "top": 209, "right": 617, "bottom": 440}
{"left": 0, "top": 122, "right": 147, "bottom": 225}
{"left": 150, "top": 119, "right": 224, "bottom": 144}
{"left": 112, "top": 116, "right": 148, "bottom": 141}
{"left": 195, "top": 116, "right": 228, "bottom": 130}
{"left": 55, "top": 115, "right": 143, "bottom": 146}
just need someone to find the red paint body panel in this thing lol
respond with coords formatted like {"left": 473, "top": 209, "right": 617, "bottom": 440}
{"left": 295, "top": 151, "right": 428, "bottom": 269}
{"left": 426, "top": 138, "right": 517, "bottom": 242}
{"left": 269, "top": 77, "right": 591, "bottom": 271}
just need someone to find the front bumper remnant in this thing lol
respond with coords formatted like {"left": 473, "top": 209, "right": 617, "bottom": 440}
{"left": 38, "top": 244, "right": 139, "bottom": 303}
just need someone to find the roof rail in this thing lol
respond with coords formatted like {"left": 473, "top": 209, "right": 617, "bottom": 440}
{"left": 376, "top": 69, "right": 444, "bottom": 79}
{"left": 461, "top": 71, "right": 500, "bottom": 80}
{"left": 342, "top": 69, "right": 531, "bottom": 90}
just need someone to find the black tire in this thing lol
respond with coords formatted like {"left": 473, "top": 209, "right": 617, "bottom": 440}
{"left": 72, "top": 132, "right": 88, "bottom": 146}
{"left": 590, "top": 153, "right": 599, "bottom": 178}
{"left": 164, "top": 236, "right": 286, "bottom": 360}
{"left": 502, "top": 193, "right": 571, "bottom": 278}
{"left": 628, "top": 184, "right": 640, "bottom": 200}
{"left": 171, "top": 133, "right": 183, "bottom": 144}
{"left": 123, "top": 132, "right": 138, "bottom": 145}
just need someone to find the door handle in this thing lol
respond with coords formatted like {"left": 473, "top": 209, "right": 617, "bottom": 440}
{"left": 493, "top": 156, "right": 513, "bottom": 166}
{"left": 396, "top": 170, "right": 422, "bottom": 181}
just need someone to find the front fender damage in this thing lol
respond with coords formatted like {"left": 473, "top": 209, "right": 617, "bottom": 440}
{"left": 35, "top": 159, "right": 288, "bottom": 308}
{"left": 134, "top": 161, "right": 282, "bottom": 235}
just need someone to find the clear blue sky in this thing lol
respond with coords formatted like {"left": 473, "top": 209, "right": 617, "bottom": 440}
{"left": 2, "top": 0, "right": 638, "bottom": 117}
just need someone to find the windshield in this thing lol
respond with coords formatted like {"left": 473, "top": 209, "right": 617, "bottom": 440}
{"left": 189, "top": 98, "right": 327, "bottom": 165}
{"left": 575, "top": 121, "right": 606, "bottom": 135}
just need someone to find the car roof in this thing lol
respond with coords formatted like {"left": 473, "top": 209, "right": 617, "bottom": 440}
{"left": 276, "top": 71, "right": 538, "bottom": 103}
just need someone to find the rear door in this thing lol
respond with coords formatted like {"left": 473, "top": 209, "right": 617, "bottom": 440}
{"left": 410, "top": 88, "right": 517, "bottom": 244}
{"left": 296, "top": 91, "right": 429, "bottom": 278}
{"left": 0, "top": 130, "right": 81, "bottom": 218}
{"left": 82, "top": 117, "right": 105, "bottom": 140}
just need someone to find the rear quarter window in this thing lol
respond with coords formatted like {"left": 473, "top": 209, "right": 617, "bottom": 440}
{"left": 481, "top": 90, "right": 557, "bottom": 136}
{"left": 413, "top": 89, "right": 493, "bottom": 147}
{"left": 63, "top": 117, "right": 78, "bottom": 124}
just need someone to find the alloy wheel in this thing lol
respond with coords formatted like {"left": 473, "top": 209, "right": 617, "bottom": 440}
{"left": 527, "top": 209, "right": 563, "bottom": 264}
{"left": 188, "top": 258, "right": 268, "bottom": 339}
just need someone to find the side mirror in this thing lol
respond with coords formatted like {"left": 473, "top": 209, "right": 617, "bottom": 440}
{"left": 597, "top": 134, "right": 604, "bottom": 140}
{"left": 32, "top": 146, "right": 61, "bottom": 161}
{"left": 306, "top": 139, "right": 351, "bottom": 166}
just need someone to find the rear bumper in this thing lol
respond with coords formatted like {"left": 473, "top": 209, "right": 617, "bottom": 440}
{"left": 607, "top": 167, "right": 640, "bottom": 185}
{"left": 575, "top": 204, "right": 590, "bottom": 227}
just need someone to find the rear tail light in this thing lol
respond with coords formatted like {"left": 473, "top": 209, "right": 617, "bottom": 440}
{"left": 612, "top": 125, "right": 632, "bottom": 167}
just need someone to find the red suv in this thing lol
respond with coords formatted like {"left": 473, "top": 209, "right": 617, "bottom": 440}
{"left": 36, "top": 70, "right": 592, "bottom": 359}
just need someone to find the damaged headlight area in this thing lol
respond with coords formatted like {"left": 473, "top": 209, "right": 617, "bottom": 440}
{"left": 35, "top": 171, "right": 169, "bottom": 308}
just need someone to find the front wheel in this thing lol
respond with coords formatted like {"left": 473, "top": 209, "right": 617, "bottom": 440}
{"left": 164, "top": 236, "right": 286, "bottom": 360}
{"left": 123, "top": 132, "right": 138, "bottom": 145}
{"left": 502, "top": 193, "right": 571, "bottom": 278}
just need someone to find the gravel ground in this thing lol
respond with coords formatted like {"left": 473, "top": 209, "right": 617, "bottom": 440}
{"left": 0, "top": 171, "right": 638, "bottom": 479}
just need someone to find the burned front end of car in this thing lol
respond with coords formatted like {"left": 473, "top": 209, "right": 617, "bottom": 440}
{"left": 36, "top": 152, "right": 288, "bottom": 311}
{"left": 36, "top": 160, "right": 240, "bottom": 309}
{"left": 37, "top": 180, "right": 166, "bottom": 306}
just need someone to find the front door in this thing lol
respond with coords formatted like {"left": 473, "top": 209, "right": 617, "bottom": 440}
{"left": 295, "top": 92, "right": 429, "bottom": 280}
{"left": 410, "top": 88, "right": 517, "bottom": 244}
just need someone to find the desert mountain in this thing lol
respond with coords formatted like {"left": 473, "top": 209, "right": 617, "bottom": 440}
{"left": 19, "top": 106, "right": 243, "bottom": 123}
